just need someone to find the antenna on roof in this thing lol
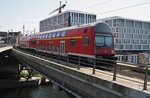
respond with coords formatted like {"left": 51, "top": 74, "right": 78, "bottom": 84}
{"left": 49, "top": 1, "right": 67, "bottom": 15}
{"left": 23, "top": 24, "right": 25, "bottom": 35}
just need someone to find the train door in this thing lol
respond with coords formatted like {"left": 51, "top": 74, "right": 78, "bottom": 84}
{"left": 60, "top": 40, "right": 65, "bottom": 55}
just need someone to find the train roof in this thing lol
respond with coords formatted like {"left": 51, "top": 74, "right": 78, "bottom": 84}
{"left": 37, "top": 21, "right": 111, "bottom": 35}
{"left": 20, "top": 21, "right": 112, "bottom": 39}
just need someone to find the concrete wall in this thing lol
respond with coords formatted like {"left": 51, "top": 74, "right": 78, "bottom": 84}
{"left": 12, "top": 49, "right": 150, "bottom": 98}
{"left": 0, "top": 50, "right": 19, "bottom": 79}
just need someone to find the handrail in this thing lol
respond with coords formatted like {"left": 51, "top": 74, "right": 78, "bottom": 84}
{"left": 14, "top": 47, "right": 150, "bottom": 91}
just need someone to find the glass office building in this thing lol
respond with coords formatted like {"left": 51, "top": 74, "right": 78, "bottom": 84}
{"left": 99, "top": 16, "right": 150, "bottom": 63}
{"left": 40, "top": 10, "right": 96, "bottom": 32}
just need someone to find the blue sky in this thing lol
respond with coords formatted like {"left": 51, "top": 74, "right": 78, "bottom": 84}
{"left": 1, "top": 0, "right": 150, "bottom": 33}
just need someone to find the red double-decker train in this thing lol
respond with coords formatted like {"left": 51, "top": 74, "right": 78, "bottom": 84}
{"left": 19, "top": 21, "right": 115, "bottom": 60}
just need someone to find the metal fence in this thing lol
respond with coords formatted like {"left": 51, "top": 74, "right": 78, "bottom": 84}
{"left": 15, "top": 47, "right": 150, "bottom": 91}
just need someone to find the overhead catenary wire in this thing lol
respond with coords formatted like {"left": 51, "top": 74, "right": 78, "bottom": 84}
{"left": 79, "top": 0, "right": 114, "bottom": 10}
{"left": 96, "top": 1, "right": 150, "bottom": 15}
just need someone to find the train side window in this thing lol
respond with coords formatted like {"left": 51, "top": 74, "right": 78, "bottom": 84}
{"left": 43, "top": 45, "right": 45, "bottom": 50}
{"left": 43, "top": 35, "right": 45, "bottom": 39}
{"left": 41, "top": 45, "right": 43, "bottom": 49}
{"left": 49, "top": 33, "right": 52, "bottom": 38}
{"left": 45, "top": 34, "right": 47, "bottom": 39}
{"left": 45, "top": 46, "right": 47, "bottom": 50}
{"left": 84, "top": 28, "right": 88, "bottom": 33}
{"left": 52, "top": 46, "right": 55, "bottom": 52}
{"left": 70, "top": 39, "right": 76, "bottom": 46}
{"left": 61, "top": 31, "right": 66, "bottom": 37}
{"left": 40, "top": 35, "right": 42, "bottom": 39}
{"left": 83, "top": 36, "right": 89, "bottom": 45}
{"left": 46, "top": 34, "right": 49, "bottom": 39}
{"left": 52, "top": 33, "right": 56, "bottom": 38}
{"left": 40, "top": 45, "right": 42, "bottom": 49}
{"left": 42, "top": 45, "right": 44, "bottom": 50}
{"left": 56, "top": 46, "right": 59, "bottom": 53}
{"left": 42, "top": 35, "right": 44, "bottom": 39}
{"left": 48, "top": 46, "right": 51, "bottom": 51}
{"left": 56, "top": 32, "right": 61, "bottom": 37}
{"left": 43, "top": 34, "right": 46, "bottom": 39}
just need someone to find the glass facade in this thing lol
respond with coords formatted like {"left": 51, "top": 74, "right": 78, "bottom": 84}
{"left": 99, "top": 16, "right": 150, "bottom": 51}
{"left": 40, "top": 10, "right": 96, "bottom": 32}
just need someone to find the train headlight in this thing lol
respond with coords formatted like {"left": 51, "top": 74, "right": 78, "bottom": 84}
{"left": 111, "top": 50, "right": 114, "bottom": 54}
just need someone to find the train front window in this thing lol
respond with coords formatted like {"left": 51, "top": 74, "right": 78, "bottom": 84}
{"left": 95, "top": 36, "right": 104, "bottom": 46}
{"left": 95, "top": 34, "right": 113, "bottom": 47}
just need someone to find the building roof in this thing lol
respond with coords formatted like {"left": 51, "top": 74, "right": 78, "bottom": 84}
{"left": 40, "top": 10, "right": 96, "bottom": 22}
{"left": 8, "top": 32, "right": 20, "bottom": 36}
{"left": 0, "top": 31, "right": 20, "bottom": 37}
{"left": 98, "top": 16, "right": 150, "bottom": 23}
{"left": 0, "top": 31, "right": 7, "bottom": 36}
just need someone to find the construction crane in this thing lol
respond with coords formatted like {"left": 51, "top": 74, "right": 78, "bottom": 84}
{"left": 49, "top": 1, "right": 67, "bottom": 15}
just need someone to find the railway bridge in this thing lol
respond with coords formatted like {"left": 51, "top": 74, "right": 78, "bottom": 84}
{"left": 0, "top": 46, "right": 39, "bottom": 89}
{"left": 0, "top": 46, "right": 19, "bottom": 79}
{"left": 8, "top": 47, "right": 150, "bottom": 98}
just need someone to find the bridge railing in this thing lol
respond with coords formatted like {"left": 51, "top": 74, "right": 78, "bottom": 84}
{"left": 15, "top": 47, "right": 150, "bottom": 91}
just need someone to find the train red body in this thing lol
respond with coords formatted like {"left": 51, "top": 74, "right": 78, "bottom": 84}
{"left": 19, "top": 22, "right": 115, "bottom": 59}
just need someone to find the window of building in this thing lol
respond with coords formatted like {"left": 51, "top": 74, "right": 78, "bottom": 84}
{"left": 117, "top": 19, "right": 124, "bottom": 27}
{"left": 130, "top": 45, "right": 133, "bottom": 49}
{"left": 142, "top": 22, "right": 150, "bottom": 29}
{"left": 113, "top": 19, "right": 117, "bottom": 27}
{"left": 83, "top": 36, "right": 89, "bottom": 45}
{"left": 149, "top": 40, "right": 150, "bottom": 44}
{"left": 116, "top": 33, "right": 118, "bottom": 38}
{"left": 105, "top": 20, "right": 112, "bottom": 27}
{"left": 116, "top": 27, "right": 119, "bottom": 32}
{"left": 115, "top": 39, "right": 118, "bottom": 44}
{"left": 135, "top": 21, "right": 142, "bottom": 29}
{"left": 126, "top": 20, "right": 134, "bottom": 27}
